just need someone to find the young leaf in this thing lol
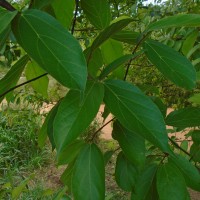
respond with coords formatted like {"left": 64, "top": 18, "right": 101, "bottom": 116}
{"left": 111, "top": 30, "right": 140, "bottom": 44}
{"left": 112, "top": 121, "right": 145, "bottom": 169}
{"left": 115, "top": 152, "right": 137, "bottom": 191}
{"left": 0, "top": 55, "right": 29, "bottom": 102}
{"left": 53, "top": 81, "right": 104, "bottom": 152}
{"left": 131, "top": 164, "right": 158, "bottom": 200}
{"left": 169, "top": 154, "right": 200, "bottom": 191}
{"left": 0, "top": 7, "right": 17, "bottom": 34}
{"left": 12, "top": 9, "right": 87, "bottom": 91}
{"left": 81, "top": 0, "right": 111, "bottom": 29}
{"left": 104, "top": 79, "right": 170, "bottom": 152}
{"left": 57, "top": 140, "right": 85, "bottom": 165}
{"left": 166, "top": 107, "right": 200, "bottom": 128}
{"left": 144, "top": 40, "right": 196, "bottom": 90}
{"left": 72, "top": 144, "right": 105, "bottom": 200}
{"left": 147, "top": 14, "right": 200, "bottom": 31}
{"left": 88, "top": 18, "right": 133, "bottom": 57}
{"left": 157, "top": 162, "right": 187, "bottom": 200}
{"left": 25, "top": 61, "right": 49, "bottom": 98}
{"left": 52, "top": 0, "right": 75, "bottom": 28}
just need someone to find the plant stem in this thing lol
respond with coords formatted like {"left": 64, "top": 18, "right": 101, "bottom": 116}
{"left": 0, "top": 73, "right": 48, "bottom": 99}
{"left": 71, "top": 0, "right": 79, "bottom": 35}
{"left": 0, "top": 0, "right": 16, "bottom": 11}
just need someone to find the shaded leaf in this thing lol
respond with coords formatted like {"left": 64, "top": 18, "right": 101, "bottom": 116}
{"left": 52, "top": 0, "right": 75, "bottom": 28}
{"left": 115, "top": 152, "right": 137, "bottom": 191}
{"left": 0, "top": 55, "right": 29, "bottom": 102}
{"left": 190, "top": 143, "right": 200, "bottom": 162}
{"left": 12, "top": 9, "right": 87, "bottom": 91}
{"left": 103, "top": 150, "right": 114, "bottom": 166}
{"left": 25, "top": 61, "right": 49, "bottom": 98}
{"left": 131, "top": 164, "right": 158, "bottom": 200}
{"left": 147, "top": 14, "right": 200, "bottom": 31}
{"left": 166, "top": 107, "right": 200, "bottom": 128}
{"left": 111, "top": 30, "right": 140, "bottom": 44}
{"left": 144, "top": 40, "right": 196, "bottom": 90}
{"left": 31, "top": 0, "right": 54, "bottom": 9}
{"left": 0, "top": 7, "right": 17, "bottom": 34}
{"left": 81, "top": 0, "right": 111, "bottom": 29}
{"left": 72, "top": 144, "right": 105, "bottom": 200}
{"left": 192, "top": 130, "right": 200, "bottom": 144}
{"left": 57, "top": 140, "right": 85, "bottom": 165}
{"left": 104, "top": 79, "right": 170, "bottom": 152}
{"left": 54, "top": 81, "right": 104, "bottom": 152}
{"left": 169, "top": 154, "right": 200, "bottom": 191}
{"left": 157, "top": 162, "right": 187, "bottom": 200}
{"left": 112, "top": 121, "right": 145, "bottom": 169}
{"left": 0, "top": 26, "right": 10, "bottom": 50}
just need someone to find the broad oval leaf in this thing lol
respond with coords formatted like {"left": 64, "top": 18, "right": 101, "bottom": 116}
{"left": 0, "top": 8, "right": 17, "bottom": 34}
{"left": 104, "top": 79, "right": 170, "bottom": 152}
{"left": 52, "top": 0, "right": 75, "bottom": 28}
{"left": 111, "top": 30, "right": 140, "bottom": 44}
{"left": 81, "top": 0, "right": 111, "bottom": 29}
{"left": 72, "top": 144, "right": 105, "bottom": 200}
{"left": 12, "top": 9, "right": 87, "bottom": 91}
{"left": 157, "top": 162, "right": 187, "bottom": 200}
{"left": 115, "top": 152, "right": 137, "bottom": 191}
{"left": 57, "top": 140, "right": 85, "bottom": 165}
{"left": 0, "top": 55, "right": 29, "bottom": 102}
{"left": 147, "top": 14, "right": 200, "bottom": 31}
{"left": 112, "top": 121, "right": 145, "bottom": 169}
{"left": 25, "top": 61, "right": 49, "bottom": 98}
{"left": 166, "top": 107, "right": 200, "bottom": 128}
{"left": 169, "top": 154, "right": 200, "bottom": 191}
{"left": 88, "top": 18, "right": 133, "bottom": 59}
{"left": 144, "top": 40, "right": 196, "bottom": 90}
{"left": 131, "top": 164, "right": 158, "bottom": 200}
{"left": 53, "top": 81, "right": 104, "bottom": 152}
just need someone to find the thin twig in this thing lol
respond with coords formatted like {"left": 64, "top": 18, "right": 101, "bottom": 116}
{"left": 0, "top": 0, "right": 16, "bottom": 11}
{"left": 168, "top": 137, "right": 191, "bottom": 156}
{"left": 71, "top": 0, "right": 79, "bottom": 35}
{"left": 0, "top": 73, "right": 48, "bottom": 99}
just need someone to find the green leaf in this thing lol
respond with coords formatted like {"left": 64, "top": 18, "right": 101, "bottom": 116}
{"left": 157, "top": 162, "right": 187, "bottom": 200}
{"left": 53, "top": 186, "right": 68, "bottom": 200}
{"left": 192, "top": 130, "right": 200, "bottom": 144}
{"left": 0, "top": 55, "right": 29, "bottom": 102}
{"left": 103, "top": 150, "right": 114, "bottom": 166}
{"left": 182, "top": 30, "right": 198, "bottom": 56}
{"left": 112, "top": 121, "right": 145, "bottom": 169}
{"left": 144, "top": 40, "right": 196, "bottom": 90}
{"left": 104, "top": 79, "right": 170, "bottom": 152}
{"left": 52, "top": 0, "right": 75, "bottom": 28}
{"left": 47, "top": 102, "right": 61, "bottom": 150}
{"left": 0, "top": 7, "right": 17, "bottom": 34}
{"left": 166, "top": 107, "right": 200, "bottom": 128}
{"left": 57, "top": 140, "right": 85, "bottom": 165}
{"left": 190, "top": 143, "right": 200, "bottom": 162}
{"left": 31, "top": 0, "right": 54, "bottom": 9}
{"left": 99, "top": 52, "right": 143, "bottom": 80}
{"left": 84, "top": 47, "right": 103, "bottom": 78}
{"left": 131, "top": 164, "right": 158, "bottom": 200}
{"left": 72, "top": 144, "right": 105, "bottom": 200}
{"left": 88, "top": 18, "right": 133, "bottom": 58}
{"left": 111, "top": 30, "right": 140, "bottom": 44}
{"left": 189, "top": 93, "right": 200, "bottom": 105}
{"left": 169, "top": 154, "right": 200, "bottom": 191}
{"left": 81, "top": 0, "right": 111, "bottom": 29}
{"left": 54, "top": 81, "right": 104, "bottom": 152}
{"left": 12, "top": 9, "right": 87, "bottom": 91}
{"left": 101, "top": 39, "right": 124, "bottom": 79}
{"left": 25, "top": 61, "right": 49, "bottom": 98}
{"left": 147, "top": 14, "right": 200, "bottom": 31}
{"left": 0, "top": 26, "right": 10, "bottom": 50}
{"left": 115, "top": 151, "right": 137, "bottom": 191}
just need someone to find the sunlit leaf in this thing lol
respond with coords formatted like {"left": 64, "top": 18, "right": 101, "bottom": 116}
{"left": 12, "top": 9, "right": 87, "bottom": 90}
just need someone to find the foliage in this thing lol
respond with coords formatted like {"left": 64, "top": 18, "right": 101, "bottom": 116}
{"left": 0, "top": 0, "right": 200, "bottom": 199}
